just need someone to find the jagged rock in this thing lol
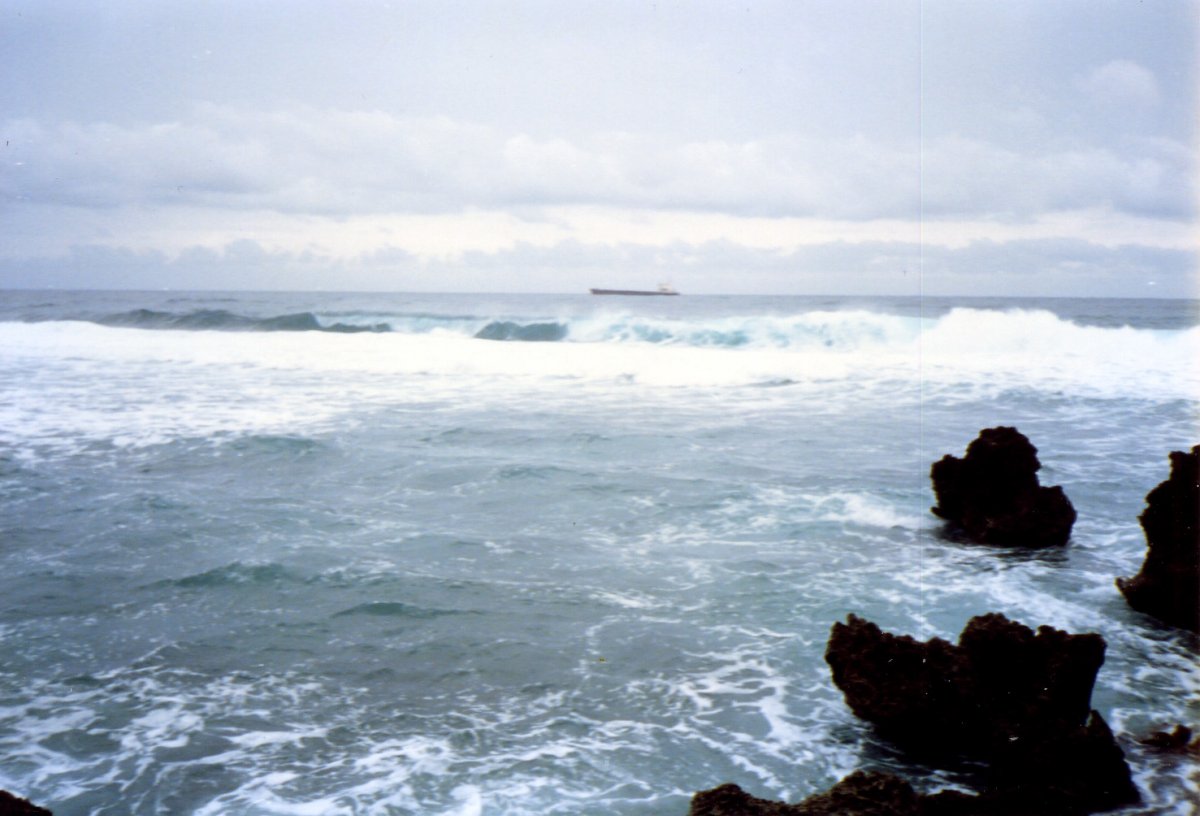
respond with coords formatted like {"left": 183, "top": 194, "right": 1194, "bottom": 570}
{"left": 825, "top": 613, "right": 1104, "bottom": 753}
{"left": 1117, "top": 445, "right": 1200, "bottom": 631}
{"left": 689, "top": 771, "right": 928, "bottom": 816}
{"left": 0, "top": 790, "right": 53, "bottom": 816}
{"left": 686, "top": 770, "right": 1078, "bottom": 816}
{"left": 690, "top": 615, "right": 1141, "bottom": 816}
{"left": 930, "top": 427, "right": 1076, "bottom": 547}
{"left": 824, "top": 614, "right": 1139, "bottom": 813}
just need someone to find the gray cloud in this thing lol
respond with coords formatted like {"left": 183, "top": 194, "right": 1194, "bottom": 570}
{"left": 4, "top": 104, "right": 1194, "bottom": 221}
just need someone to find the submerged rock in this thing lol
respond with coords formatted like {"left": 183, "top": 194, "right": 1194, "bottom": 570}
{"left": 0, "top": 790, "right": 53, "bottom": 816}
{"left": 824, "top": 614, "right": 1138, "bottom": 813}
{"left": 1116, "top": 445, "right": 1200, "bottom": 631}
{"left": 930, "top": 427, "right": 1076, "bottom": 547}
{"left": 1138, "top": 724, "right": 1200, "bottom": 754}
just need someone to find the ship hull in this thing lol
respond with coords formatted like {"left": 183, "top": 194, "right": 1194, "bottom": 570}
{"left": 589, "top": 288, "right": 679, "bottom": 296}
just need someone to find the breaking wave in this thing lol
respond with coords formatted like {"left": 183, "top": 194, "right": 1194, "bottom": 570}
{"left": 95, "top": 308, "right": 390, "bottom": 333}
{"left": 15, "top": 307, "right": 1196, "bottom": 375}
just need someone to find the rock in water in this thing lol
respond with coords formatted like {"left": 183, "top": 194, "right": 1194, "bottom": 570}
{"left": 825, "top": 613, "right": 1104, "bottom": 753}
{"left": 1117, "top": 445, "right": 1200, "bottom": 631}
{"left": 1138, "top": 725, "right": 1200, "bottom": 754}
{"left": 824, "top": 614, "right": 1139, "bottom": 814}
{"left": 687, "top": 769, "right": 1063, "bottom": 816}
{"left": 930, "top": 427, "right": 1076, "bottom": 547}
{"left": 688, "top": 772, "right": 925, "bottom": 816}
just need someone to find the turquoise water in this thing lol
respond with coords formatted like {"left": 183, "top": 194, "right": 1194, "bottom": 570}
{"left": 1, "top": 292, "right": 1197, "bottom": 814}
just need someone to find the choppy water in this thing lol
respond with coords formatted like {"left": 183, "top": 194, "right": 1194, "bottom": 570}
{"left": 1, "top": 291, "right": 1197, "bottom": 815}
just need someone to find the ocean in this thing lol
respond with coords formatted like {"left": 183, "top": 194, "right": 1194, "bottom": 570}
{"left": 0, "top": 290, "right": 1197, "bottom": 815}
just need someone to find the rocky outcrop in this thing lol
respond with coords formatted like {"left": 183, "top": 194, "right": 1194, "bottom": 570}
{"left": 0, "top": 790, "right": 53, "bottom": 816}
{"left": 687, "top": 768, "right": 1110, "bottom": 816}
{"left": 825, "top": 613, "right": 1104, "bottom": 752}
{"left": 930, "top": 427, "right": 1076, "bottom": 547}
{"left": 1117, "top": 445, "right": 1200, "bottom": 631}
{"left": 688, "top": 771, "right": 973, "bottom": 816}
{"left": 824, "top": 614, "right": 1139, "bottom": 814}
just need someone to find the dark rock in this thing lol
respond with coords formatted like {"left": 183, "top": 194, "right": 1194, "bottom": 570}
{"left": 1116, "top": 445, "right": 1200, "bottom": 631}
{"left": 688, "top": 771, "right": 927, "bottom": 816}
{"left": 824, "top": 614, "right": 1139, "bottom": 813}
{"left": 825, "top": 613, "right": 1104, "bottom": 754}
{"left": 931, "top": 427, "right": 1076, "bottom": 547}
{"left": 984, "top": 709, "right": 1140, "bottom": 814}
{"left": 0, "top": 790, "right": 53, "bottom": 816}
{"left": 687, "top": 770, "right": 1066, "bottom": 816}
{"left": 1138, "top": 724, "right": 1200, "bottom": 754}
{"left": 689, "top": 767, "right": 1141, "bottom": 816}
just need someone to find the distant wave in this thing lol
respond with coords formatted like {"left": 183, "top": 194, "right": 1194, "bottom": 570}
{"left": 16, "top": 306, "right": 1199, "bottom": 366}
{"left": 169, "top": 562, "right": 297, "bottom": 589}
{"left": 95, "top": 308, "right": 391, "bottom": 333}
{"left": 332, "top": 601, "right": 465, "bottom": 619}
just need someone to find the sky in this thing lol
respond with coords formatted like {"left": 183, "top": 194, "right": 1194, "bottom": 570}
{"left": 1, "top": 0, "right": 1197, "bottom": 296}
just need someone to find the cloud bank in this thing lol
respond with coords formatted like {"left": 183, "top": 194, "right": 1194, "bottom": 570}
{"left": 4, "top": 104, "right": 1195, "bottom": 222}
{"left": 1, "top": 2, "right": 1196, "bottom": 296}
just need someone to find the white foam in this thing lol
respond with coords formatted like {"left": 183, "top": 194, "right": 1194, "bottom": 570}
{"left": 590, "top": 589, "right": 664, "bottom": 610}
{"left": 919, "top": 308, "right": 1200, "bottom": 401}
{"left": 2, "top": 310, "right": 1195, "bottom": 457}
{"left": 802, "top": 491, "right": 925, "bottom": 529}
{"left": 441, "top": 785, "right": 484, "bottom": 816}
{"left": 194, "top": 785, "right": 351, "bottom": 816}
{"left": 120, "top": 706, "right": 204, "bottom": 751}
{"left": 228, "top": 727, "right": 329, "bottom": 748}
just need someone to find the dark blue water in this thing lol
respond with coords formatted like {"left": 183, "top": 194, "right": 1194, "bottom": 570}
{"left": 0, "top": 291, "right": 1196, "bottom": 814}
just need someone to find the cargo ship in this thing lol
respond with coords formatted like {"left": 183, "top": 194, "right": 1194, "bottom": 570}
{"left": 589, "top": 284, "right": 679, "bottom": 296}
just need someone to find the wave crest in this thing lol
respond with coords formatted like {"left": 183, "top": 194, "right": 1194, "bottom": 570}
{"left": 96, "top": 308, "right": 390, "bottom": 333}
{"left": 473, "top": 321, "right": 568, "bottom": 342}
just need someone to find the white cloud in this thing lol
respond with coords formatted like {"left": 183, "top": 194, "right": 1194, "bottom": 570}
{"left": 3, "top": 235, "right": 1194, "bottom": 298}
{"left": 6, "top": 198, "right": 1194, "bottom": 278}
{"left": 1078, "top": 59, "right": 1162, "bottom": 109}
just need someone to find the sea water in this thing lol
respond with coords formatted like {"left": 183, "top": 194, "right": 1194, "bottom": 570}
{"left": 0, "top": 291, "right": 1196, "bottom": 815}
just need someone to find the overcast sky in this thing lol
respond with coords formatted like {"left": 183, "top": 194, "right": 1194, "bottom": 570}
{"left": 2, "top": 0, "right": 1197, "bottom": 295}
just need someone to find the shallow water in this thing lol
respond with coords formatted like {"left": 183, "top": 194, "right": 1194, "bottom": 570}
{"left": 1, "top": 291, "right": 1197, "bottom": 814}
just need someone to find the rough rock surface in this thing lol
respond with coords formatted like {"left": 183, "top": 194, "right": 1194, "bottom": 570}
{"left": 824, "top": 614, "right": 1139, "bottom": 813}
{"left": 689, "top": 771, "right": 937, "bottom": 816}
{"left": 1117, "top": 445, "right": 1200, "bottom": 631}
{"left": 930, "top": 427, "right": 1076, "bottom": 547}
{"left": 825, "top": 613, "right": 1104, "bottom": 752}
{"left": 687, "top": 769, "right": 1099, "bottom": 816}
{"left": 0, "top": 790, "right": 53, "bottom": 816}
